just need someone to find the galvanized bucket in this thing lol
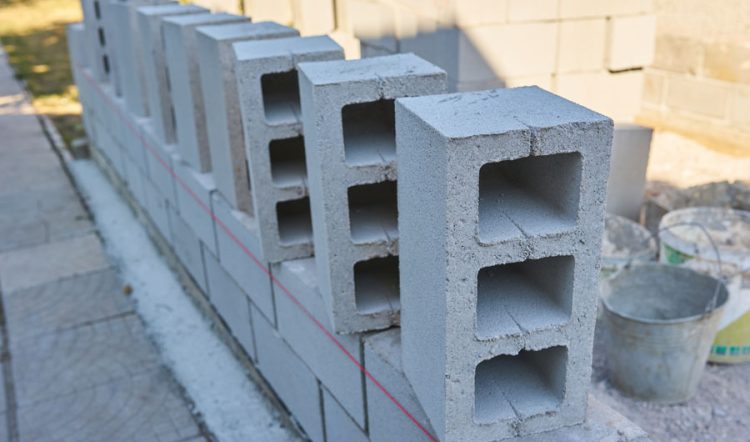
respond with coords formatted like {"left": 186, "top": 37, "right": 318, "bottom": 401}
{"left": 659, "top": 207, "right": 750, "bottom": 363}
{"left": 601, "top": 263, "right": 729, "bottom": 403}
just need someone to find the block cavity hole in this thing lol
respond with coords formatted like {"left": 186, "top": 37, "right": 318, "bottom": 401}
{"left": 348, "top": 180, "right": 398, "bottom": 244}
{"left": 270, "top": 136, "right": 307, "bottom": 188}
{"left": 476, "top": 255, "right": 573, "bottom": 339}
{"left": 261, "top": 70, "right": 301, "bottom": 125}
{"left": 276, "top": 197, "right": 312, "bottom": 246}
{"left": 354, "top": 255, "right": 400, "bottom": 315}
{"left": 342, "top": 99, "right": 396, "bottom": 166}
{"left": 478, "top": 153, "right": 581, "bottom": 242}
{"left": 474, "top": 347, "right": 567, "bottom": 424}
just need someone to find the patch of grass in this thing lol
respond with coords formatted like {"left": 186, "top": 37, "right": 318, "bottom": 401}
{"left": 0, "top": 0, "right": 83, "bottom": 146}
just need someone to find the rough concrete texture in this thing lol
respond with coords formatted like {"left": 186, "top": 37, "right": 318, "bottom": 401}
{"left": 196, "top": 22, "right": 299, "bottom": 213}
{"left": 365, "top": 329, "right": 648, "bottom": 442}
{"left": 210, "top": 192, "right": 275, "bottom": 324}
{"left": 109, "top": 0, "right": 166, "bottom": 117}
{"left": 141, "top": 119, "right": 179, "bottom": 211}
{"left": 169, "top": 206, "right": 209, "bottom": 294}
{"left": 322, "top": 388, "right": 368, "bottom": 442}
{"left": 297, "top": 53, "right": 447, "bottom": 334}
{"left": 162, "top": 13, "right": 248, "bottom": 172}
{"left": 252, "top": 304, "right": 324, "bottom": 442}
{"left": 234, "top": 36, "right": 344, "bottom": 262}
{"left": 271, "top": 258, "right": 365, "bottom": 427}
{"left": 396, "top": 87, "right": 613, "bottom": 441}
{"left": 173, "top": 156, "right": 219, "bottom": 254}
{"left": 137, "top": 3, "right": 207, "bottom": 145}
{"left": 204, "top": 249, "right": 256, "bottom": 360}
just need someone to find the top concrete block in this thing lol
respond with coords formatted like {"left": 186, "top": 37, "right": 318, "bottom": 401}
{"left": 298, "top": 53, "right": 447, "bottom": 334}
{"left": 396, "top": 86, "right": 613, "bottom": 441}
{"left": 163, "top": 13, "right": 248, "bottom": 173}
{"left": 137, "top": 3, "right": 207, "bottom": 145}
{"left": 196, "top": 21, "right": 299, "bottom": 213}
{"left": 234, "top": 35, "right": 344, "bottom": 263}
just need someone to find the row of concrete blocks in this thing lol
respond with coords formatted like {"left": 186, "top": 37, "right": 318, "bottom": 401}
{"left": 68, "top": 4, "right": 615, "bottom": 441}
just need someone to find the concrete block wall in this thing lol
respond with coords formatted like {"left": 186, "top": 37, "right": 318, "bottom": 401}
{"left": 244, "top": 0, "right": 657, "bottom": 122}
{"left": 396, "top": 87, "right": 612, "bottom": 441}
{"left": 68, "top": 6, "right": 646, "bottom": 441}
{"left": 234, "top": 36, "right": 344, "bottom": 262}
{"left": 639, "top": 0, "right": 750, "bottom": 153}
{"left": 298, "top": 54, "right": 446, "bottom": 334}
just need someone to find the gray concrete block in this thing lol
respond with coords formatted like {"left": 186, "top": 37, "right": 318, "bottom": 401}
{"left": 252, "top": 304, "right": 324, "bottom": 442}
{"left": 143, "top": 175, "right": 173, "bottom": 244}
{"left": 210, "top": 192, "right": 275, "bottom": 323}
{"left": 271, "top": 258, "right": 365, "bottom": 427}
{"left": 109, "top": 1, "right": 169, "bottom": 117}
{"left": 80, "top": 0, "right": 109, "bottom": 82}
{"left": 141, "top": 121, "right": 179, "bottom": 210}
{"left": 297, "top": 54, "right": 447, "bottom": 334}
{"left": 196, "top": 22, "right": 299, "bottom": 213}
{"left": 204, "top": 248, "right": 255, "bottom": 360}
{"left": 173, "top": 157, "right": 219, "bottom": 254}
{"left": 364, "top": 330, "right": 648, "bottom": 442}
{"left": 322, "top": 388, "right": 368, "bottom": 442}
{"left": 364, "top": 329, "right": 436, "bottom": 442}
{"left": 162, "top": 13, "right": 248, "bottom": 173}
{"left": 137, "top": 3, "right": 207, "bottom": 145}
{"left": 234, "top": 36, "right": 344, "bottom": 263}
{"left": 169, "top": 206, "right": 209, "bottom": 293}
{"left": 396, "top": 87, "right": 613, "bottom": 441}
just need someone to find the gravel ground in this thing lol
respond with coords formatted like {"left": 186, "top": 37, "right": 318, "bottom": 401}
{"left": 591, "top": 322, "right": 750, "bottom": 442}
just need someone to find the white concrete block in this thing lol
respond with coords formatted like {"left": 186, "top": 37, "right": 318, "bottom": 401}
{"left": 204, "top": 249, "right": 256, "bottom": 360}
{"left": 211, "top": 192, "right": 275, "bottom": 323}
{"left": 322, "top": 388, "right": 368, "bottom": 442}
{"left": 558, "top": 19, "right": 606, "bottom": 73}
{"left": 252, "top": 304, "right": 324, "bottom": 442}
{"left": 271, "top": 258, "right": 366, "bottom": 427}
{"left": 606, "top": 15, "right": 656, "bottom": 71}
{"left": 452, "top": 0, "right": 507, "bottom": 26}
{"left": 173, "top": 157, "right": 219, "bottom": 254}
{"left": 507, "top": 0, "right": 558, "bottom": 22}
{"left": 169, "top": 206, "right": 209, "bottom": 293}
{"left": 291, "top": 0, "right": 336, "bottom": 35}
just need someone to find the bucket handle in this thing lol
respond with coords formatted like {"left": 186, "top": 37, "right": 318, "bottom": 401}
{"left": 626, "top": 221, "right": 725, "bottom": 317}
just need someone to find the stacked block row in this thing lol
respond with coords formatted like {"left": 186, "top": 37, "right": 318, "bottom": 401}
{"left": 66, "top": 3, "right": 621, "bottom": 442}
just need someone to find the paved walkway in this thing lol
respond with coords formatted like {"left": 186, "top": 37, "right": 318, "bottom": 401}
{"left": 0, "top": 53, "right": 209, "bottom": 441}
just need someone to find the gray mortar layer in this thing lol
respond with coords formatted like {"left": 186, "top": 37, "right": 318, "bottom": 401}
{"left": 297, "top": 54, "right": 447, "bottom": 334}
{"left": 137, "top": 4, "right": 207, "bottom": 145}
{"left": 235, "top": 36, "right": 344, "bottom": 263}
{"left": 396, "top": 87, "right": 613, "bottom": 441}
{"left": 196, "top": 22, "right": 299, "bottom": 214}
{"left": 163, "top": 13, "right": 248, "bottom": 173}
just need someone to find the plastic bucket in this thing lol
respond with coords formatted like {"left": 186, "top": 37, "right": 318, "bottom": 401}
{"left": 601, "top": 214, "right": 657, "bottom": 279}
{"left": 602, "top": 264, "right": 729, "bottom": 403}
{"left": 659, "top": 207, "right": 750, "bottom": 363}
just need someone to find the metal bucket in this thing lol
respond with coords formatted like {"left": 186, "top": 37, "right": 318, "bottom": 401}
{"left": 601, "top": 214, "right": 657, "bottom": 279}
{"left": 602, "top": 264, "right": 729, "bottom": 403}
{"left": 659, "top": 207, "right": 750, "bottom": 363}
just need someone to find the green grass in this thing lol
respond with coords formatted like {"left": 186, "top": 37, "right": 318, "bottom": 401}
{"left": 0, "top": 0, "right": 83, "bottom": 147}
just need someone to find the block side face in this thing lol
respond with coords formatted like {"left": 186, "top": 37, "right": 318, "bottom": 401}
{"left": 322, "top": 389, "right": 368, "bottom": 442}
{"left": 299, "top": 55, "right": 447, "bottom": 334}
{"left": 396, "top": 102, "right": 449, "bottom": 437}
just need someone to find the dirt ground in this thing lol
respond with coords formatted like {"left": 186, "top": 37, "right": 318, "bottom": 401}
{"left": 591, "top": 129, "right": 750, "bottom": 442}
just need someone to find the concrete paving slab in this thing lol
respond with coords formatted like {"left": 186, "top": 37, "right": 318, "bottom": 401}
{"left": 0, "top": 234, "right": 110, "bottom": 293}
{"left": 11, "top": 314, "right": 160, "bottom": 406}
{"left": 5, "top": 268, "right": 133, "bottom": 340}
{"left": 16, "top": 369, "right": 202, "bottom": 442}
